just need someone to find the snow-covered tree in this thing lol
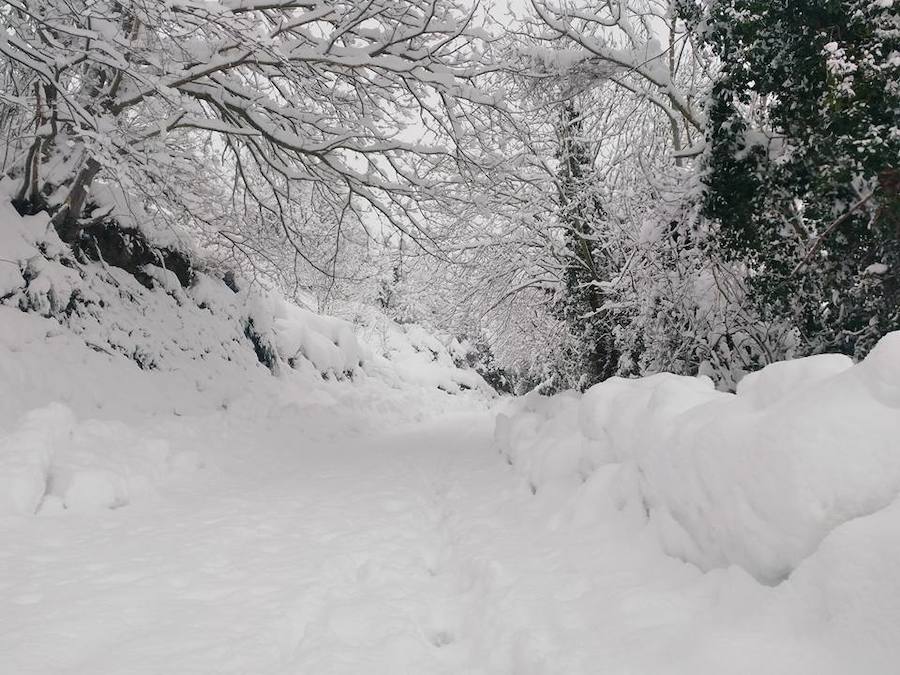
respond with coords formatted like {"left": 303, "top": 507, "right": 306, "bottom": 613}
{"left": 502, "top": 0, "right": 805, "bottom": 387}
{"left": 553, "top": 102, "right": 619, "bottom": 388}
{"left": 0, "top": 0, "right": 510, "bottom": 276}
{"left": 524, "top": 0, "right": 709, "bottom": 158}
{"left": 457, "top": 0, "right": 749, "bottom": 386}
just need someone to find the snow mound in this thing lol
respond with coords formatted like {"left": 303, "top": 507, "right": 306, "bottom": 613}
{"left": 0, "top": 403, "right": 75, "bottom": 515}
{"left": 272, "top": 301, "right": 364, "bottom": 377}
{"left": 0, "top": 401, "right": 201, "bottom": 516}
{"left": 786, "top": 497, "right": 900, "bottom": 672}
{"left": 735, "top": 352, "right": 853, "bottom": 409}
{"left": 345, "top": 306, "right": 497, "bottom": 397}
{"left": 495, "top": 338, "right": 900, "bottom": 583}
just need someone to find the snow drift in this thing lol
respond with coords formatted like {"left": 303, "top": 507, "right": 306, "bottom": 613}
{"left": 495, "top": 338, "right": 900, "bottom": 583}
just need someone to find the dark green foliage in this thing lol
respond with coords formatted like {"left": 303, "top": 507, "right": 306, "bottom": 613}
{"left": 696, "top": 0, "right": 900, "bottom": 357}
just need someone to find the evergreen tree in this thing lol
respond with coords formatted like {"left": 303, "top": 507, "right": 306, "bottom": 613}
{"left": 555, "top": 104, "right": 619, "bottom": 388}
{"left": 693, "top": 0, "right": 900, "bottom": 358}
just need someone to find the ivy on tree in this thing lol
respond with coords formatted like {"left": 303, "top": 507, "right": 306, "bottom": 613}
{"left": 555, "top": 104, "right": 619, "bottom": 388}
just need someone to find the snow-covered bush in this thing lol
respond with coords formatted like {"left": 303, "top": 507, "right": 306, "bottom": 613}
{"left": 495, "top": 334, "right": 900, "bottom": 583}
{"left": 0, "top": 195, "right": 492, "bottom": 394}
{"left": 344, "top": 306, "right": 497, "bottom": 397}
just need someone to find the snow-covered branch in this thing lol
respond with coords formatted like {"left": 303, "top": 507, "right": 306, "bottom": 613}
{"left": 0, "top": 0, "right": 519, "bottom": 266}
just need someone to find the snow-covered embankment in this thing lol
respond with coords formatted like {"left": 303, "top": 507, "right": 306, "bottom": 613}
{"left": 495, "top": 338, "right": 900, "bottom": 584}
{"left": 0, "top": 198, "right": 491, "bottom": 516}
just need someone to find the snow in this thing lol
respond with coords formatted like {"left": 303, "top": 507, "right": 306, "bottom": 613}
{"left": 2, "top": 199, "right": 900, "bottom": 672}
{"left": 0, "top": 195, "right": 491, "bottom": 397}
{"left": 498, "top": 344, "right": 900, "bottom": 585}
{"left": 0, "top": 404, "right": 74, "bottom": 515}
{"left": 351, "top": 308, "right": 495, "bottom": 396}
{"left": 734, "top": 352, "right": 854, "bottom": 408}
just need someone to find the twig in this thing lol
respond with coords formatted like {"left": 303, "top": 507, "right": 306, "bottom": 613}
{"left": 791, "top": 192, "right": 874, "bottom": 276}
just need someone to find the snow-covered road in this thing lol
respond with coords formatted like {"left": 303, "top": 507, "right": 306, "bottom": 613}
{"left": 4, "top": 414, "right": 516, "bottom": 674}
{"left": 3, "top": 409, "right": 861, "bottom": 675}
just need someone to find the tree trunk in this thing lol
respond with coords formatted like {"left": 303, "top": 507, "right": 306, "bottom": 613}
{"left": 50, "top": 157, "right": 102, "bottom": 242}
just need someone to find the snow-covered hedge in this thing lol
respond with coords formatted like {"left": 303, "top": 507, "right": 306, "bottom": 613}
{"left": 0, "top": 197, "right": 492, "bottom": 395}
{"left": 495, "top": 336, "right": 900, "bottom": 583}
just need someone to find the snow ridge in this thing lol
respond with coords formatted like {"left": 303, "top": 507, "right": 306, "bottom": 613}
{"left": 495, "top": 338, "right": 900, "bottom": 584}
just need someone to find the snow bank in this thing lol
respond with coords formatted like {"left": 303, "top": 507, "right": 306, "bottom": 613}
{"left": 272, "top": 301, "right": 363, "bottom": 377}
{"left": 0, "top": 196, "right": 490, "bottom": 396}
{"left": 43, "top": 417, "right": 203, "bottom": 513}
{"left": 0, "top": 403, "right": 202, "bottom": 516}
{"left": 345, "top": 306, "right": 496, "bottom": 397}
{"left": 0, "top": 196, "right": 491, "bottom": 516}
{"left": 495, "top": 336, "right": 900, "bottom": 583}
{"left": 0, "top": 404, "right": 75, "bottom": 514}
{"left": 784, "top": 497, "right": 900, "bottom": 672}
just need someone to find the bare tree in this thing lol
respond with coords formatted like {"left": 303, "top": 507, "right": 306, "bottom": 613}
{"left": 0, "top": 0, "right": 512, "bottom": 263}
{"left": 523, "top": 0, "right": 709, "bottom": 155}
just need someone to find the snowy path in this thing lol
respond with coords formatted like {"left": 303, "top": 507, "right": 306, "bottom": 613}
{"left": 1, "top": 411, "right": 849, "bottom": 674}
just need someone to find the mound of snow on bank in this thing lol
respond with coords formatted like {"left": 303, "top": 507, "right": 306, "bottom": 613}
{"left": 349, "top": 307, "right": 493, "bottom": 395}
{"left": 0, "top": 198, "right": 491, "bottom": 394}
{"left": 0, "top": 199, "right": 491, "bottom": 515}
{"left": 495, "top": 336, "right": 900, "bottom": 584}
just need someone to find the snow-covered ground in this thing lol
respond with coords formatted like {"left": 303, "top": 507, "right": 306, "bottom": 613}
{"left": 3, "top": 200, "right": 900, "bottom": 673}
{"left": 5, "top": 347, "right": 899, "bottom": 673}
